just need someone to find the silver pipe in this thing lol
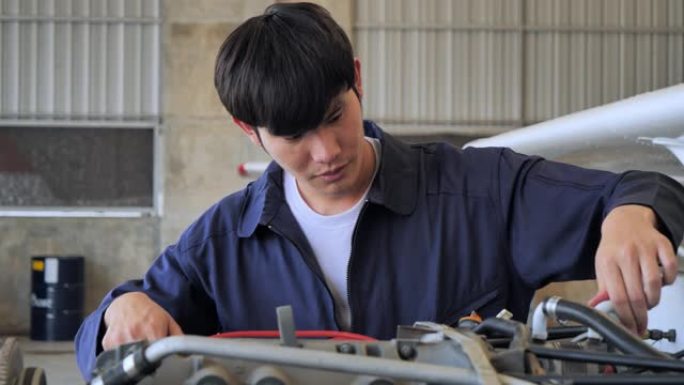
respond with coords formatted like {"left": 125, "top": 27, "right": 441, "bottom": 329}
{"left": 144, "top": 336, "right": 482, "bottom": 384}
{"left": 465, "top": 84, "right": 684, "bottom": 159}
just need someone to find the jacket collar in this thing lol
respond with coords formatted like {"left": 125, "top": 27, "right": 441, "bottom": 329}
{"left": 237, "top": 120, "right": 419, "bottom": 238}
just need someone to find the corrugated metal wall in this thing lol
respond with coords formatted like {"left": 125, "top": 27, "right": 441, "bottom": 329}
{"left": 0, "top": 0, "right": 160, "bottom": 121}
{"left": 354, "top": 0, "right": 684, "bottom": 135}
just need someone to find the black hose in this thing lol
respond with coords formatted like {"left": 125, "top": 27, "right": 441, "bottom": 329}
{"left": 483, "top": 326, "right": 587, "bottom": 348}
{"left": 473, "top": 317, "right": 522, "bottom": 336}
{"left": 510, "top": 373, "right": 684, "bottom": 384}
{"left": 543, "top": 298, "right": 671, "bottom": 359}
{"left": 528, "top": 346, "right": 684, "bottom": 372}
{"left": 88, "top": 344, "right": 159, "bottom": 385}
{"left": 674, "top": 349, "right": 684, "bottom": 359}
{"left": 547, "top": 325, "right": 587, "bottom": 339}
{"left": 472, "top": 317, "right": 530, "bottom": 349}
{"left": 486, "top": 338, "right": 512, "bottom": 348}
{"left": 623, "top": 349, "right": 684, "bottom": 374}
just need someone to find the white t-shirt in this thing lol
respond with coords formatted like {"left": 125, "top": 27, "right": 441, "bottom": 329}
{"left": 284, "top": 137, "right": 381, "bottom": 330}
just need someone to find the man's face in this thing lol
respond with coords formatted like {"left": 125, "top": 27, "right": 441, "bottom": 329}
{"left": 259, "top": 89, "right": 373, "bottom": 198}
{"left": 252, "top": 88, "right": 373, "bottom": 206}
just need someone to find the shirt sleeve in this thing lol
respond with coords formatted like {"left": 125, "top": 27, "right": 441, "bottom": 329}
{"left": 74, "top": 243, "right": 220, "bottom": 380}
{"left": 496, "top": 147, "right": 684, "bottom": 289}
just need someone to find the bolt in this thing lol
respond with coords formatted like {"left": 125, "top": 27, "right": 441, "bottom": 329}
{"left": 337, "top": 343, "right": 356, "bottom": 354}
{"left": 398, "top": 343, "right": 416, "bottom": 360}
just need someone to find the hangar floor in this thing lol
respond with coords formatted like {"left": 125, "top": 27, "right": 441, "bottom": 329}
{"left": 16, "top": 337, "right": 81, "bottom": 385}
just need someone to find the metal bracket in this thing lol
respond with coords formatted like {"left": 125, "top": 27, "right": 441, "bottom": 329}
{"left": 276, "top": 306, "right": 301, "bottom": 348}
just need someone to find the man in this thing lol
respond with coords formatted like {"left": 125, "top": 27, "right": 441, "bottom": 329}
{"left": 75, "top": 2, "right": 684, "bottom": 379}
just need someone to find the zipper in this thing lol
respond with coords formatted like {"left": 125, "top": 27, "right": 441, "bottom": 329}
{"left": 346, "top": 199, "right": 369, "bottom": 331}
{"left": 266, "top": 223, "right": 343, "bottom": 331}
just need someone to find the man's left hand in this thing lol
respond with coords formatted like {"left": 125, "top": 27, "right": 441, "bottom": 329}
{"left": 592, "top": 205, "right": 678, "bottom": 334}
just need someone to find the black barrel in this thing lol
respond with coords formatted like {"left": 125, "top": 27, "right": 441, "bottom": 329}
{"left": 30, "top": 256, "right": 84, "bottom": 341}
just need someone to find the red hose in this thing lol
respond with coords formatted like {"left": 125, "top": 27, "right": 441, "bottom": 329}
{"left": 212, "top": 330, "right": 377, "bottom": 341}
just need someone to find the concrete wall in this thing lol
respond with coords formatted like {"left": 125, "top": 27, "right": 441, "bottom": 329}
{"left": 161, "top": 0, "right": 353, "bottom": 247}
{"left": 0, "top": 0, "right": 352, "bottom": 334}
{"left": 160, "top": 0, "right": 260, "bottom": 247}
{"left": 0, "top": 218, "right": 158, "bottom": 333}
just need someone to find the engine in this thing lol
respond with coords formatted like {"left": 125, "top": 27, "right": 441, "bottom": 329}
{"left": 88, "top": 298, "right": 684, "bottom": 385}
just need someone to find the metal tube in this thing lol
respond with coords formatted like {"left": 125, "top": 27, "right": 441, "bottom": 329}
{"left": 144, "top": 336, "right": 483, "bottom": 384}
{"left": 464, "top": 83, "right": 684, "bottom": 159}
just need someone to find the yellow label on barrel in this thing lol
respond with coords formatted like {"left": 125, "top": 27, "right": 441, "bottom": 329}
{"left": 32, "top": 260, "right": 45, "bottom": 271}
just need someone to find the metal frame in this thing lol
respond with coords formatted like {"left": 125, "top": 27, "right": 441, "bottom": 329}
{"left": 354, "top": 23, "right": 684, "bottom": 34}
{"left": 0, "top": 15, "right": 160, "bottom": 24}
{"left": 0, "top": 0, "right": 163, "bottom": 218}
{"left": 353, "top": 0, "right": 684, "bottom": 136}
{"left": 0, "top": 207, "right": 154, "bottom": 218}
{"left": 0, "top": 121, "right": 162, "bottom": 218}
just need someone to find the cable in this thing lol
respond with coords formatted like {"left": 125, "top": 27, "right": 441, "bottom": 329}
{"left": 527, "top": 346, "right": 684, "bottom": 371}
{"left": 673, "top": 349, "right": 684, "bottom": 359}
{"left": 509, "top": 373, "right": 684, "bottom": 384}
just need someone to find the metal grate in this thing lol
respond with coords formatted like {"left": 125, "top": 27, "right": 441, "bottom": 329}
{"left": 354, "top": 0, "right": 684, "bottom": 136}
{"left": 0, "top": 0, "right": 160, "bottom": 121}
{"left": 0, "top": 0, "right": 161, "bottom": 216}
{"left": 0, "top": 126, "right": 154, "bottom": 208}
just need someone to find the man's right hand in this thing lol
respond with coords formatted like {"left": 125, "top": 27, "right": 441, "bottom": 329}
{"left": 102, "top": 292, "right": 184, "bottom": 350}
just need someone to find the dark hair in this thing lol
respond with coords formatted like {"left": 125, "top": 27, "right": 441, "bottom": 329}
{"left": 214, "top": 2, "right": 355, "bottom": 137}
